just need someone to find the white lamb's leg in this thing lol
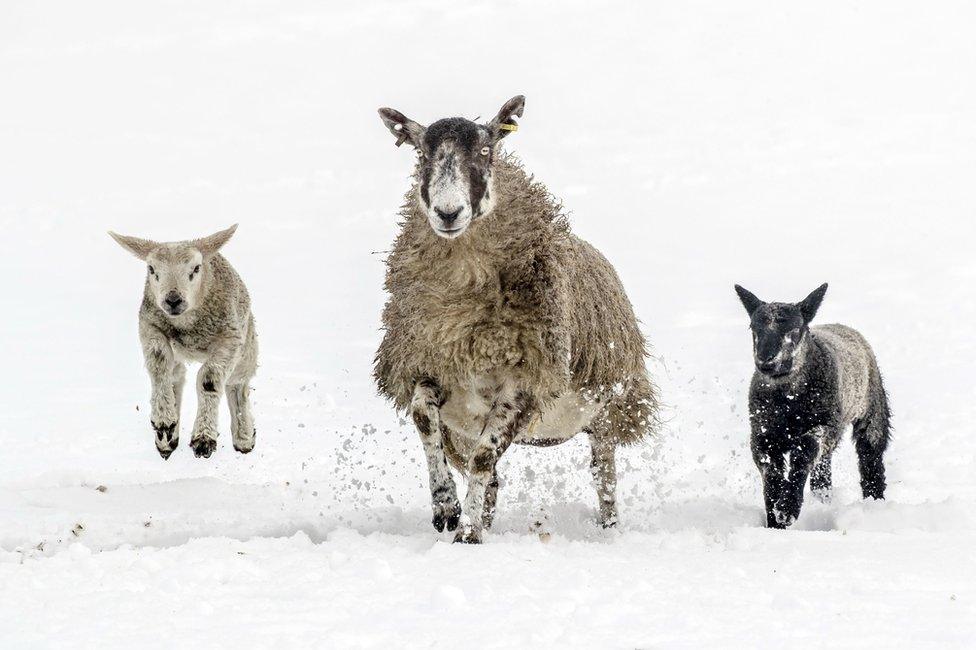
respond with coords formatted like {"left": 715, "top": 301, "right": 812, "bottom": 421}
{"left": 456, "top": 390, "right": 535, "bottom": 544}
{"left": 226, "top": 382, "right": 255, "bottom": 454}
{"left": 189, "top": 338, "right": 241, "bottom": 459}
{"left": 172, "top": 362, "right": 186, "bottom": 422}
{"left": 142, "top": 334, "right": 179, "bottom": 459}
{"left": 411, "top": 379, "right": 461, "bottom": 533}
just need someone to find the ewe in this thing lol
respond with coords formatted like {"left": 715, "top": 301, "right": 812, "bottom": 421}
{"left": 375, "top": 95, "right": 659, "bottom": 543}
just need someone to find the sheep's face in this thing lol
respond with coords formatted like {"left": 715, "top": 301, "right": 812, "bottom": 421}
{"left": 378, "top": 96, "right": 525, "bottom": 239}
{"left": 734, "top": 284, "right": 828, "bottom": 379}
{"left": 109, "top": 225, "right": 238, "bottom": 319}
{"left": 414, "top": 118, "right": 494, "bottom": 238}
{"left": 143, "top": 245, "right": 206, "bottom": 316}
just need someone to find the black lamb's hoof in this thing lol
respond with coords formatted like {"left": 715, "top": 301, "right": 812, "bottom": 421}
{"left": 190, "top": 436, "right": 217, "bottom": 459}
{"left": 432, "top": 499, "right": 461, "bottom": 533}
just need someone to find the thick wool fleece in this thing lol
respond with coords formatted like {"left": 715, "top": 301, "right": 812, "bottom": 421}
{"left": 140, "top": 253, "right": 257, "bottom": 380}
{"left": 375, "top": 155, "right": 658, "bottom": 444}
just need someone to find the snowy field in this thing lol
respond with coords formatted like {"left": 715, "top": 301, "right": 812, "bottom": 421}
{"left": 1, "top": 1, "right": 975, "bottom": 647}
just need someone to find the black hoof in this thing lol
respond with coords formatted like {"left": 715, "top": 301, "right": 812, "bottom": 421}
{"left": 158, "top": 447, "right": 175, "bottom": 460}
{"left": 432, "top": 501, "right": 461, "bottom": 533}
{"left": 152, "top": 420, "right": 178, "bottom": 441}
{"left": 190, "top": 436, "right": 217, "bottom": 458}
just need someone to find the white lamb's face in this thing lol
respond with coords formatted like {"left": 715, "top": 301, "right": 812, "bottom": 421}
{"left": 144, "top": 244, "right": 205, "bottom": 317}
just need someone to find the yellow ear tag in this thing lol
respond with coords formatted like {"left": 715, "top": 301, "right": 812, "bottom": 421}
{"left": 499, "top": 123, "right": 519, "bottom": 132}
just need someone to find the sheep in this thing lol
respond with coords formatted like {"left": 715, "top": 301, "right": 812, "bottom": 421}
{"left": 110, "top": 225, "right": 257, "bottom": 459}
{"left": 734, "top": 283, "right": 891, "bottom": 529}
{"left": 374, "top": 95, "right": 659, "bottom": 543}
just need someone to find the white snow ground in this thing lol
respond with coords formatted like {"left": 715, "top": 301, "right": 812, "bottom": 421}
{"left": 1, "top": 1, "right": 975, "bottom": 647}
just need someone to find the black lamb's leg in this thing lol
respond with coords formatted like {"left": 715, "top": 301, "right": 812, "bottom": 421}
{"left": 809, "top": 454, "right": 832, "bottom": 502}
{"left": 753, "top": 433, "right": 786, "bottom": 529}
{"left": 775, "top": 435, "right": 820, "bottom": 528}
{"left": 854, "top": 421, "right": 889, "bottom": 500}
{"left": 762, "top": 468, "right": 785, "bottom": 529}
{"left": 854, "top": 376, "right": 892, "bottom": 500}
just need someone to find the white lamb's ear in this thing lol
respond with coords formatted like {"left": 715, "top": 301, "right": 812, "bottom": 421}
{"left": 109, "top": 231, "right": 158, "bottom": 260}
{"left": 378, "top": 108, "right": 427, "bottom": 148}
{"left": 194, "top": 224, "right": 238, "bottom": 256}
{"left": 487, "top": 94, "right": 525, "bottom": 141}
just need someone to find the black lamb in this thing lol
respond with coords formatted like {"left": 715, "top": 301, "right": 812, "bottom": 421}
{"left": 734, "top": 283, "right": 891, "bottom": 529}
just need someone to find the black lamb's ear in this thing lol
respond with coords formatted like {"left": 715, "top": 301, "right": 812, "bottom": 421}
{"left": 798, "top": 283, "right": 829, "bottom": 322}
{"left": 734, "top": 284, "right": 765, "bottom": 317}
{"left": 486, "top": 95, "right": 525, "bottom": 141}
{"left": 377, "top": 107, "right": 427, "bottom": 148}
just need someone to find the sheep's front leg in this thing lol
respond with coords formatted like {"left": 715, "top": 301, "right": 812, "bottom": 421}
{"left": 774, "top": 435, "right": 820, "bottom": 528}
{"left": 190, "top": 339, "right": 241, "bottom": 458}
{"left": 142, "top": 334, "right": 179, "bottom": 459}
{"left": 455, "top": 392, "right": 535, "bottom": 544}
{"left": 412, "top": 379, "right": 461, "bottom": 532}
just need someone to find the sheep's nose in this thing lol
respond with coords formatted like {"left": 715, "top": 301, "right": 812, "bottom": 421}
{"left": 435, "top": 207, "right": 461, "bottom": 224}
{"left": 164, "top": 292, "right": 183, "bottom": 308}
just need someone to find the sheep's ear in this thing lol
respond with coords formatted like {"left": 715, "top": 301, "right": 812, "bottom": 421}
{"left": 734, "top": 284, "right": 765, "bottom": 317}
{"left": 798, "top": 283, "right": 829, "bottom": 323}
{"left": 109, "top": 231, "right": 158, "bottom": 260}
{"left": 487, "top": 94, "right": 525, "bottom": 141}
{"left": 377, "top": 108, "right": 426, "bottom": 148}
{"left": 194, "top": 224, "right": 238, "bottom": 257}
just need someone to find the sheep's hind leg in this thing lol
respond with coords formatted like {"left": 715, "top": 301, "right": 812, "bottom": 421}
{"left": 482, "top": 470, "right": 500, "bottom": 530}
{"left": 455, "top": 392, "right": 535, "bottom": 544}
{"left": 226, "top": 382, "right": 256, "bottom": 454}
{"left": 587, "top": 431, "right": 618, "bottom": 528}
{"left": 412, "top": 379, "right": 461, "bottom": 533}
{"left": 854, "top": 413, "right": 890, "bottom": 501}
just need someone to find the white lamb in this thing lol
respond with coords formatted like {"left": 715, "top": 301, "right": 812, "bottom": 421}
{"left": 110, "top": 225, "right": 258, "bottom": 459}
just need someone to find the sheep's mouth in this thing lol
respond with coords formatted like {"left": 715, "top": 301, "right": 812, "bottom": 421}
{"left": 433, "top": 226, "right": 466, "bottom": 238}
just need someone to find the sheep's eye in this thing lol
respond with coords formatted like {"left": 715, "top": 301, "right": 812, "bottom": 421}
{"left": 480, "top": 146, "right": 490, "bottom": 156}
{"left": 189, "top": 264, "right": 201, "bottom": 280}
{"left": 148, "top": 265, "right": 155, "bottom": 276}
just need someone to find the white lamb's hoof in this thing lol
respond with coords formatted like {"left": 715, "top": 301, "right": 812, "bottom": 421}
{"left": 152, "top": 420, "right": 179, "bottom": 459}
{"left": 233, "top": 431, "right": 256, "bottom": 454}
{"left": 190, "top": 435, "right": 217, "bottom": 458}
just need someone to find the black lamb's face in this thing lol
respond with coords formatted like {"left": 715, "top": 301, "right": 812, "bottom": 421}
{"left": 734, "top": 283, "right": 828, "bottom": 379}
{"left": 415, "top": 118, "right": 495, "bottom": 238}
{"left": 748, "top": 303, "right": 807, "bottom": 377}
{"left": 377, "top": 95, "right": 526, "bottom": 240}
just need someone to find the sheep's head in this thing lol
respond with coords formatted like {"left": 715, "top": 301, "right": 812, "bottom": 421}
{"left": 109, "top": 225, "right": 238, "bottom": 318}
{"left": 734, "top": 283, "right": 828, "bottom": 379}
{"left": 378, "top": 95, "right": 525, "bottom": 239}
